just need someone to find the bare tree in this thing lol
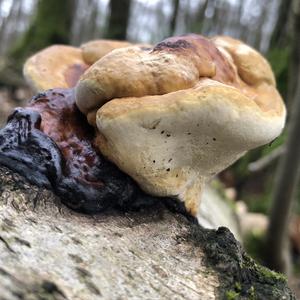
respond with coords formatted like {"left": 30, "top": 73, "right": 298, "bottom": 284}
{"left": 169, "top": 0, "right": 180, "bottom": 35}
{"left": 265, "top": 0, "right": 300, "bottom": 274}
{"left": 0, "top": 0, "right": 23, "bottom": 55}
{"left": 0, "top": 0, "right": 74, "bottom": 87}
{"left": 11, "top": 0, "right": 74, "bottom": 61}
{"left": 105, "top": 0, "right": 132, "bottom": 40}
{"left": 270, "top": 0, "right": 293, "bottom": 48}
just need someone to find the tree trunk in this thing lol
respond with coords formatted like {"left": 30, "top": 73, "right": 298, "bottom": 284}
{"left": 169, "top": 0, "right": 180, "bottom": 36}
{"left": 0, "top": 0, "right": 22, "bottom": 55}
{"left": 270, "top": 0, "right": 293, "bottom": 48}
{"left": 0, "top": 0, "right": 74, "bottom": 87}
{"left": 267, "top": 0, "right": 293, "bottom": 102}
{"left": 188, "top": 0, "right": 209, "bottom": 33}
{"left": 105, "top": 0, "right": 131, "bottom": 40}
{"left": 11, "top": 0, "right": 74, "bottom": 58}
{"left": 288, "top": 0, "right": 300, "bottom": 104}
{"left": 0, "top": 164, "right": 295, "bottom": 299}
{"left": 265, "top": 0, "right": 300, "bottom": 275}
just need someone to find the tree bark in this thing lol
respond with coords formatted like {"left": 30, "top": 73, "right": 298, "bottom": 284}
{"left": 105, "top": 0, "right": 131, "bottom": 40}
{"left": 0, "top": 164, "right": 295, "bottom": 299}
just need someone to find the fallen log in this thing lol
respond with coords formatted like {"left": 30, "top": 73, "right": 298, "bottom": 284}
{"left": 0, "top": 165, "right": 295, "bottom": 300}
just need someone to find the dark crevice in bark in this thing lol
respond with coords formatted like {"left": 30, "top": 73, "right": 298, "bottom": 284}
{"left": 0, "top": 266, "right": 67, "bottom": 300}
{"left": 0, "top": 235, "right": 16, "bottom": 254}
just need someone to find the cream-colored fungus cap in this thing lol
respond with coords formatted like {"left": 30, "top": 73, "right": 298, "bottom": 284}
{"left": 24, "top": 45, "right": 88, "bottom": 92}
{"left": 76, "top": 34, "right": 286, "bottom": 216}
{"left": 81, "top": 39, "right": 133, "bottom": 65}
{"left": 23, "top": 40, "right": 143, "bottom": 92}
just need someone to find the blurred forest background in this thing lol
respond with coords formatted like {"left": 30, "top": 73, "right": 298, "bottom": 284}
{"left": 0, "top": 0, "right": 300, "bottom": 296}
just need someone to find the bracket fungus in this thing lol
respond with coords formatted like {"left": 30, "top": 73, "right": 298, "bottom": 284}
{"left": 23, "top": 45, "right": 89, "bottom": 91}
{"left": 0, "top": 35, "right": 286, "bottom": 217}
{"left": 0, "top": 40, "right": 162, "bottom": 214}
{"left": 24, "top": 39, "right": 150, "bottom": 92}
{"left": 75, "top": 34, "right": 286, "bottom": 216}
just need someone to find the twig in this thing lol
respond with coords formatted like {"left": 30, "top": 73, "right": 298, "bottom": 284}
{"left": 248, "top": 145, "right": 286, "bottom": 173}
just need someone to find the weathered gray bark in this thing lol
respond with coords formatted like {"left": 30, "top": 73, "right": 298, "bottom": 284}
{"left": 0, "top": 165, "right": 220, "bottom": 299}
{"left": 0, "top": 165, "right": 295, "bottom": 300}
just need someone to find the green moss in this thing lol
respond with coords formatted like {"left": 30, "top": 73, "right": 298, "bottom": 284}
{"left": 241, "top": 251, "right": 286, "bottom": 282}
{"left": 226, "top": 290, "right": 240, "bottom": 300}
{"left": 188, "top": 225, "right": 295, "bottom": 299}
{"left": 225, "top": 282, "right": 243, "bottom": 300}
{"left": 247, "top": 286, "right": 256, "bottom": 300}
{"left": 234, "top": 282, "right": 242, "bottom": 292}
{"left": 257, "top": 264, "right": 286, "bottom": 282}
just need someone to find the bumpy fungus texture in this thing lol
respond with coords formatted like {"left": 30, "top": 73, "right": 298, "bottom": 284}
{"left": 76, "top": 34, "right": 286, "bottom": 216}
{"left": 81, "top": 40, "right": 132, "bottom": 65}
{"left": 23, "top": 40, "right": 145, "bottom": 92}
{"left": 3, "top": 39, "right": 194, "bottom": 215}
{"left": 23, "top": 45, "right": 89, "bottom": 91}
{"left": 3, "top": 34, "right": 285, "bottom": 217}
{"left": 0, "top": 89, "right": 179, "bottom": 213}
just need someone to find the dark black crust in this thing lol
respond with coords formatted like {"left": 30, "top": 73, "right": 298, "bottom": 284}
{"left": 0, "top": 108, "right": 62, "bottom": 189}
{"left": 0, "top": 88, "right": 194, "bottom": 218}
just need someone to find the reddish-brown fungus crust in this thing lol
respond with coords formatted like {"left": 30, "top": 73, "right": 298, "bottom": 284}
{"left": 0, "top": 88, "right": 191, "bottom": 215}
{"left": 30, "top": 89, "right": 100, "bottom": 186}
{"left": 0, "top": 89, "right": 133, "bottom": 212}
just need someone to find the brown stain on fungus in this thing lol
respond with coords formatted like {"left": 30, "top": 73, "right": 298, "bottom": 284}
{"left": 152, "top": 34, "right": 237, "bottom": 85}
{"left": 64, "top": 63, "right": 89, "bottom": 88}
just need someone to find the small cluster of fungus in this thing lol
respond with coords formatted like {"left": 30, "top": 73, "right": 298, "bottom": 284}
{"left": 0, "top": 35, "right": 286, "bottom": 216}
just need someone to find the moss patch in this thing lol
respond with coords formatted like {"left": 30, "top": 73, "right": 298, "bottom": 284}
{"left": 188, "top": 225, "right": 295, "bottom": 299}
{"left": 226, "top": 289, "right": 240, "bottom": 300}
